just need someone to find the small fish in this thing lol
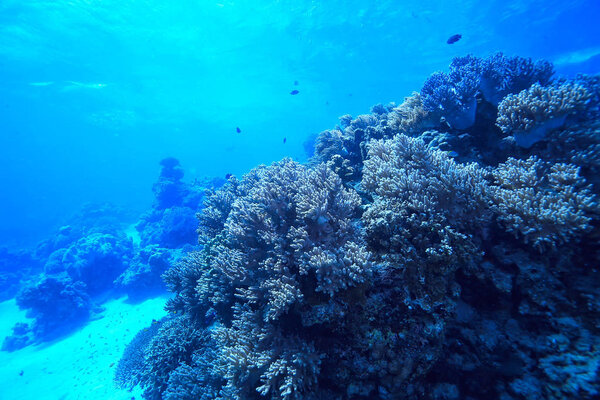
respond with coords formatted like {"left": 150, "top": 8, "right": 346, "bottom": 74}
{"left": 283, "top": 137, "right": 287, "bottom": 144}
{"left": 19, "top": 370, "right": 24, "bottom": 377}
{"left": 448, "top": 151, "right": 459, "bottom": 157}
{"left": 290, "top": 90, "right": 299, "bottom": 95}
{"left": 447, "top": 34, "right": 462, "bottom": 44}
{"left": 225, "top": 173, "right": 233, "bottom": 179}
{"left": 236, "top": 127, "right": 241, "bottom": 133}
{"left": 294, "top": 80, "right": 299, "bottom": 86}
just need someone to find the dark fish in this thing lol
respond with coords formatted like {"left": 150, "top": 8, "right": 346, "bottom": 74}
{"left": 225, "top": 173, "right": 233, "bottom": 179}
{"left": 290, "top": 90, "right": 299, "bottom": 95}
{"left": 19, "top": 370, "right": 24, "bottom": 377}
{"left": 283, "top": 137, "right": 287, "bottom": 144}
{"left": 236, "top": 127, "right": 241, "bottom": 133}
{"left": 294, "top": 80, "right": 299, "bottom": 86}
{"left": 447, "top": 34, "right": 462, "bottom": 44}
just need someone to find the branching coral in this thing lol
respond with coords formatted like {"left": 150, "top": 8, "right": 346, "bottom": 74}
{"left": 421, "top": 53, "right": 555, "bottom": 130}
{"left": 362, "top": 133, "right": 490, "bottom": 309}
{"left": 115, "top": 319, "right": 164, "bottom": 390}
{"left": 491, "top": 156, "right": 597, "bottom": 250}
{"left": 479, "top": 53, "right": 554, "bottom": 105}
{"left": 421, "top": 68, "right": 479, "bottom": 130}
{"left": 388, "top": 92, "right": 436, "bottom": 136}
{"left": 496, "top": 82, "right": 591, "bottom": 148}
{"left": 136, "top": 315, "right": 213, "bottom": 400}
{"left": 156, "top": 159, "right": 372, "bottom": 399}
{"left": 363, "top": 133, "right": 491, "bottom": 229}
{"left": 312, "top": 107, "right": 398, "bottom": 182}
{"left": 120, "top": 56, "right": 600, "bottom": 400}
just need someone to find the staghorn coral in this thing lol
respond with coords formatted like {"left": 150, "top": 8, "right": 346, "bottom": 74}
{"left": 490, "top": 156, "right": 597, "bottom": 250}
{"left": 496, "top": 82, "right": 591, "bottom": 148}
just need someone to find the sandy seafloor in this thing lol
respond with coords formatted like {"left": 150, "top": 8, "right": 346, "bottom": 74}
{"left": 0, "top": 296, "right": 167, "bottom": 400}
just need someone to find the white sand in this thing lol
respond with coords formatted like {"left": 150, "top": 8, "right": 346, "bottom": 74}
{"left": 0, "top": 296, "right": 168, "bottom": 400}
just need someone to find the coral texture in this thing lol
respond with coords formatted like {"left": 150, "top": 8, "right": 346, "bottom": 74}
{"left": 118, "top": 55, "right": 600, "bottom": 400}
{"left": 496, "top": 82, "right": 591, "bottom": 147}
{"left": 491, "top": 156, "right": 597, "bottom": 249}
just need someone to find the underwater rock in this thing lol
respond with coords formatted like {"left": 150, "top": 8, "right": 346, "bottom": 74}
{"left": 5, "top": 274, "right": 95, "bottom": 345}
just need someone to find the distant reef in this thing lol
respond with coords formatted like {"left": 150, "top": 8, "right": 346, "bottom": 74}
{"left": 1, "top": 158, "right": 224, "bottom": 351}
{"left": 116, "top": 53, "right": 600, "bottom": 400}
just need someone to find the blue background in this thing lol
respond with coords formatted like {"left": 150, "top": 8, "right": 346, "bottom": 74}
{"left": 1, "top": 0, "right": 599, "bottom": 246}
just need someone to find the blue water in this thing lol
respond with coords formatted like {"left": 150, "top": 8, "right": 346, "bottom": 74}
{"left": 2, "top": 1, "right": 600, "bottom": 399}
{"left": 1, "top": 0, "right": 598, "bottom": 246}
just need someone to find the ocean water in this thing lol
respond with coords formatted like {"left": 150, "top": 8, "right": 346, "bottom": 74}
{"left": 0, "top": 1, "right": 599, "bottom": 399}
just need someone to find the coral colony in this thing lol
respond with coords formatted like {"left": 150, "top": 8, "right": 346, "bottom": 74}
{"left": 4, "top": 53, "right": 599, "bottom": 399}
{"left": 112, "top": 53, "right": 599, "bottom": 399}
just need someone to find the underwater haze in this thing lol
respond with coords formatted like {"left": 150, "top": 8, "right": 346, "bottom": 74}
{"left": 1, "top": 0, "right": 599, "bottom": 246}
{"left": 1, "top": 0, "right": 600, "bottom": 399}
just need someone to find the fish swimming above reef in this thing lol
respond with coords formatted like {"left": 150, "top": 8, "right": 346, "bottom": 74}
{"left": 290, "top": 89, "right": 299, "bottom": 95}
{"left": 236, "top": 127, "right": 241, "bottom": 133}
{"left": 283, "top": 137, "right": 287, "bottom": 144}
{"left": 447, "top": 34, "right": 462, "bottom": 44}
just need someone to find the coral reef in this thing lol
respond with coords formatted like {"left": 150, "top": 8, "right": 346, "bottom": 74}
{"left": 490, "top": 156, "right": 596, "bottom": 249}
{"left": 420, "top": 53, "right": 553, "bottom": 130}
{"left": 136, "top": 157, "right": 213, "bottom": 249}
{"left": 2, "top": 274, "right": 94, "bottom": 350}
{"left": 112, "top": 54, "right": 600, "bottom": 400}
{"left": 0, "top": 247, "right": 42, "bottom": 302}
{"left": 478, "top": 53, "right": 554, "bottom": 105}
{"left": 2, "top": 158, "right": 221, "bottom": 348}
{"left": 50, "top": 232, "right": 134, "bottom": 296}
{"left": 115, "top": 245, "right": 185, "bottom": 299}
{"left": 497, "top": 82, "right": 591, "bottom": 148}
